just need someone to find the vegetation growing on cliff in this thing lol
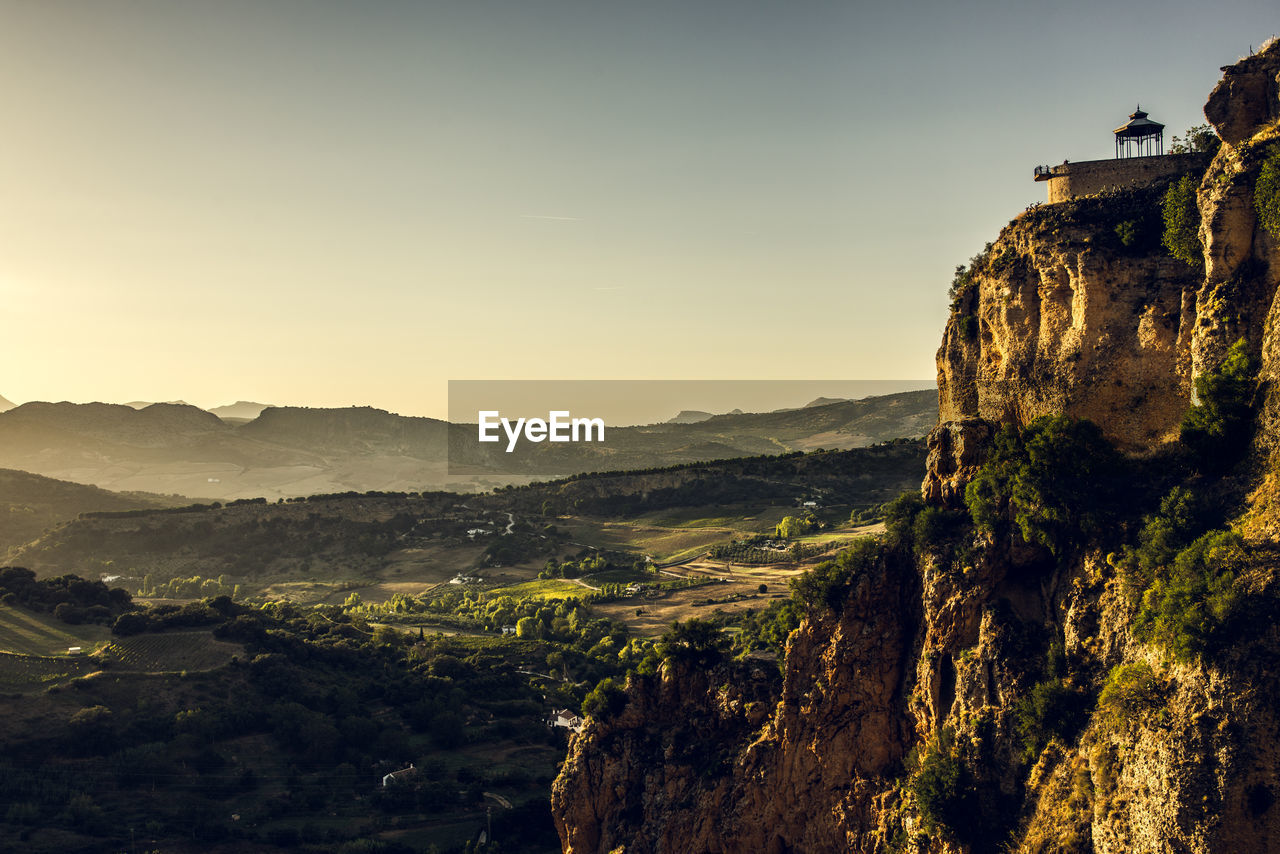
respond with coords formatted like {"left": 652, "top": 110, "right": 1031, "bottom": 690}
{"left": 582, "top": 676, "right": 627, "bottom": 720}
{"left": 787, "top": 538, "right": 884, "bottom": 616}
{"left": 1114, "top": 485, "right": 1219, "bottom": 601}
{"left": 911, "top": 731, "right": 977, "bottom": 839}
{"left": 1097, "top": 661, "right": 1166, "bottom": 729}
{"left": 1162, "top": 174, "right": 1203, "bottom": 266}
{"left": 733, "top": 597, "right": 801, "bottom": 659}
{"left": 1013, "top": 641, "right": 1090, "bottom": 762}
{"left": 1132, "top": 529, "right": 1246, "bottom": 661}
{"left": 1180, "top": 339, "right": 1259, "bottom": 474}
{"left": 1254, "top": 144, "right": 1280, "bottom": 238}
{"left": 965, "top": 416, "right": 1124, "bottom": 558}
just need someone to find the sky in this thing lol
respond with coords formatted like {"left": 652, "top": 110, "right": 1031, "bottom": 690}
{"left": 0, "top": 0, "right": 1275, "bottom": 418}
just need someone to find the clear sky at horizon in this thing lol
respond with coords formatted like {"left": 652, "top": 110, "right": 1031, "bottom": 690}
{"left": 0, "top": 1, "right": 1274, "bottom": 417}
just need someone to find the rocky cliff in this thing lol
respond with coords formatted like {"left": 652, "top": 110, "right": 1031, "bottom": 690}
{"left": 553, "top": 40, "right": 1280, "bottom": 854}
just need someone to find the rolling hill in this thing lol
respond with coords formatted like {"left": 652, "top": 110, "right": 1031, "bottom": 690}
{"left": 10, "top": 440, "right": 926, "bottom": 596}
{"left": 0, "top": 390, "right": 936, "bottom": 500}
{"left": 0, "top": 468, "right": 181, "bottom": 557}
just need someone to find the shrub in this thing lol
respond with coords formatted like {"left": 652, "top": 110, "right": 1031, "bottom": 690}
{"left": 1180, "top": 339, "right": 1258, "bottom": 473}
{"left": 581, "top": 677, "right": 626, "bottom": 720}
{"left": 1133, "top": 529, "right": 1245, "bottom": 661}
{"left": 789, "top": 538, "right": 883, "bottom": 616}
{"left": 53, "top": 603, "right": 85, "bottom": 625}
{"left": 1162, "top": 174, "right": 1202, "bottom": 266}
{"left": 1255, "top": 144, "right": 1280, "bottom": 239}
{"left": 1116, "top": 486, "right": 1217, "bottom": 601}
{"left": 912, "top": 506, "right": 971, "bottom": 555}
{"left": 988, "top": 247, "right": 1018, "bottom": 276}
{"left": 654, "top": 619, "right": 730, "bottom": 666}
{"left": 734, "top": 598, "right": 801, "bottom": 660}
{"left": 1115, "top": 219, "right": 1140, "bottom": 247}
{"left": 1097, "top": 662, "right": 1165, "bottom": 729}
{"left": 911, "top": 733, "right": 977, "bottom": 840}
{"left": 1013, "top": 678, "right": 1089, "bottom": 761}
{"left": 111, "top": 612, "right": 150, "bottom": 636}
{"left": 965, "top": 416, "right": 1123, "bottom": 558}
{"left": 882, "top": 491, "right": 925, "bottom": 548}
{"left": 949, "top": 260, "right": 978, "bottom": 312}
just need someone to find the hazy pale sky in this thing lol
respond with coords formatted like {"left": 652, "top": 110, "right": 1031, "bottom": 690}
{"left": 0, "top": 1, "right": 1274, "bottom": 417}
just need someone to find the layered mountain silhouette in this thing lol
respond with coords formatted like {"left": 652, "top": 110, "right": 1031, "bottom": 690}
{"left": 208, "top": 400, "right": 275, "bottom": 421}
{"left": 0, "top": 390, "right": 936, "bottom": 500}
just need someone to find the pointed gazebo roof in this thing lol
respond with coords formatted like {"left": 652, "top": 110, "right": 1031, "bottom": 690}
{"left": 1113, "top": 106, "right": 1164, "bottom": 157}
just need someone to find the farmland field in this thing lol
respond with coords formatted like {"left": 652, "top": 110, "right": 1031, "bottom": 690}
{"left": 0, "top": 604, "right": 110, "bottom": 656}
{"left": 100, "top": 631, "right": 242, "bottom": 672}
{"left": 485, "top": 579, "right": 590, "bottom": 601}
{"left": 0, "top": 650, "right": 97, "bottom": 692}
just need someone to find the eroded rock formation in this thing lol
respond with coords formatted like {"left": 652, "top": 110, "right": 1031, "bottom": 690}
{"left": 553, "top": 39, "right": 1280, "bottom": 854}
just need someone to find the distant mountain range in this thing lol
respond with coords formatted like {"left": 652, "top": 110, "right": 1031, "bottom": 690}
{"left": 0, "top": 390, "right": 937, "bottom": 500}
{"left": 121, "top": 399, "right": 274, "bottom": 421}
{"left": 665, "top": 408, "right": 744, "bottom": 424}
{"left": 208, "top": 400, "right": 275, "bottom": 420}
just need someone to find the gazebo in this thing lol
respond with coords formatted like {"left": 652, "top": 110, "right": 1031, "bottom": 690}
{"left": 1114, "top": 106, "right": 1164, "bottom": 158}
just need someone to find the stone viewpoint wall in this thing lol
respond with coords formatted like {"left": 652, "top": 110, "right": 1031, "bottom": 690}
{"left": 1040, "top": 153, "right": 1208, "bottom": 203}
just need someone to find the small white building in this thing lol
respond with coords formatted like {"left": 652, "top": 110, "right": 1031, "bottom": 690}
{"left": 548, "top": 708, "right": 584, "bottom": 733}
{"left": 501, "top": 625, "right": 517, "bottom": 636}
{"left": 381, "top": 763, "right": 417, "bottom": 787}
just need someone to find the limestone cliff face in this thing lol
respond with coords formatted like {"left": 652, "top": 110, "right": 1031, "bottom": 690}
{"left": 553, "top": 40, "right": 1280, "bottom": 854}
{"left": 933, "top": 188, "right": 1200, "bottom": 454}
{"left": 554, "top": 549, "right": 919, "bottom": 853}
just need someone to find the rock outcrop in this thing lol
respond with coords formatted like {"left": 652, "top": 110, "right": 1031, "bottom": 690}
{"left": 933, "top": 186, "right": 1202, "bottom": 453}
{"left": 553, "top": 39, "right": 1280, "bottom": 854}
{"left": 554, "top": 548, "right": 920, "bottom": 853}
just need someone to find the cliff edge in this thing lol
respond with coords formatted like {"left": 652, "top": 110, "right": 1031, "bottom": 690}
{"left": 553, "top": 40, "right": 1280, "bottom": 854}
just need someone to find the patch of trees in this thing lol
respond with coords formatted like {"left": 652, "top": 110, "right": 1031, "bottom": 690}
{"left": 709, "top": 535, "right": 833, "bottom": 565}
{"left": 481, "top": 532, "right": 557, "bottom": 567}
{"left": 965, "top": 415, "right": 1126, "bottom": 559}
{"left": 137, "top": 573, "right": 238, "bottom": 599}
{"left": 491, "top": 441, "right": 927, "bottom": 518}
{"left": 733, "top": 598, "right": 801, "bottom": 660}
{"left": 1254, "top": 144, "right": 1280, "bottom": 239}
{"left": 0, "top": 589, "right": 600, "bottom": 852}
{"left": 1180, "top": 339, "right": 1259, "bottom": 474}
{"left": 788, "top": 538, "right": 886, "bottom": 617}
{"left": 0, "top": 566, "right": 132, "bottom": 624}
{"left": 112, "top": 597, "right": 234, "bottom": 635}
{"left": 1162, "top": 174, "right": 1203, "bottom": 267}
{"left": 538, "top": 553, "right": 610, "bottom": 579}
